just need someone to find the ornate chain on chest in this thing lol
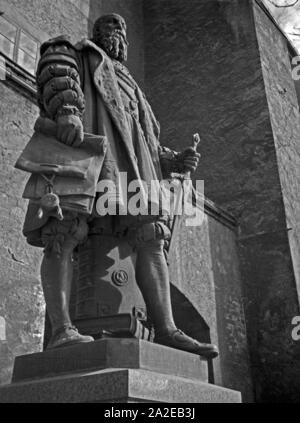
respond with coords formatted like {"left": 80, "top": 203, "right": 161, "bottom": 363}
{"left": 113, "top": 61, "right": 136, "bottom": 90}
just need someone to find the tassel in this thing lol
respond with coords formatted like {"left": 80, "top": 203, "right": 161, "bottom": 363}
{"left": 38, "top": 174, "right": 64, "bottom": 221}
{"left": 38, "top": 192, "right": 64, "bottom": 221}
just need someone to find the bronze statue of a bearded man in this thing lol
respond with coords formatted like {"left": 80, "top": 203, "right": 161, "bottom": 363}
{"left": 22, "top": 14, "right": 218, "bottom": 359}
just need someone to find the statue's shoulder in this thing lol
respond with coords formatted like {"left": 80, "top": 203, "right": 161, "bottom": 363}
{"left": 75, "top": 38, "right": 92, "bottom": 51}
{"left": 75, "top": 38, "right": 107, "bottom": 57}
{"left": 40, "top": 36, "right": 106, "bottom": 59}
{"left": 40, "top": 35, "right": 75, "bottom": 55}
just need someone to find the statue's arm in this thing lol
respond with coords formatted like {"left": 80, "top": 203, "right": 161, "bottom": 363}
{"left": 36, "top": 35, "right": 85, "bottom": 146}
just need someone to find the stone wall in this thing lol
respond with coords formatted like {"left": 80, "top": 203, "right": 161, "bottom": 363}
{"left": 143, "top": 0, "right": 300, "bottom": 402}
{"left": 5, "top": 0, "right": 90, "bottom": 42}
{"left": 0, "top": 84, "right": 43, "bottom": 385}
{"left": 254, "top": 3, "right": 300, "bottom": 304}
{"left": 250, "top": 1, "right": 300, "bottom": 402}
{"left": 169, "top": 205, "right": 253, "bottom": 402}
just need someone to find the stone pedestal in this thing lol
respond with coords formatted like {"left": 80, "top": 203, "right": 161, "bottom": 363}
{"left": 0, "top": 339, "right": 241, "bottom": 403}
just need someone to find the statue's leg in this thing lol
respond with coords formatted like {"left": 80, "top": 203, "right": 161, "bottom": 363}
{"left": 40, "top": 214, "right": 94, "bottom": 349}
{"left": 134, "top": 222, "right": 219, "bottom": 359}
{"left": 41, "top": 238, "right": 75, "bottom": 333}
{"left": 135, "top": 238, "right": 177, "bottom": 334}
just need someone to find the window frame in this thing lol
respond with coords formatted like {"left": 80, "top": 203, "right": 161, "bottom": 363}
{"left": 0, "top": 14, "right": 40, "bottom": 76}
{"left": 0, "top": 12, "right": 43, "bottom": 101}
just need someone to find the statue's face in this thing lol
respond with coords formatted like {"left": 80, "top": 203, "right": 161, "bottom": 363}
{"left": 93, "top": 14, "right": 128, "bottom": 62}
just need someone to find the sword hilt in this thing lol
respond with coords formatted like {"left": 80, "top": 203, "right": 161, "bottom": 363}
{"left": 184, "top": 133, "right": 200, "bottom": 179}
{"left": 192, "top": 133, "right": 200, "bottom": 151}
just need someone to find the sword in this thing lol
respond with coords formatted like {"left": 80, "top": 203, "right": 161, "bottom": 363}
{"left": 168, "top": 133, "right": 201, "bottom": 255}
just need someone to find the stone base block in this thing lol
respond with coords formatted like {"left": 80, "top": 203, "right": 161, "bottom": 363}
{"left": 0, "top": 338, "right": 241, "bottom": 403}
{"left": 0, "top": 368, "right": 241, "bottom": 403}
{"left": 11, "top": 338, "right": 208, "bottom": 383}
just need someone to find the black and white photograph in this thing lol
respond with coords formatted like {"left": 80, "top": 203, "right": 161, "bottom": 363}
{"left": 0, "top": 0, "right": 299, "bottom": 406}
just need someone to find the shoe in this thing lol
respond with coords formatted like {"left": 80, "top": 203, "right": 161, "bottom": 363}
{"left": 47, "top": 325, "right": 94, "bottom": 350}
{"left": 154, "top": 329, "right": 219, "bottom": 359}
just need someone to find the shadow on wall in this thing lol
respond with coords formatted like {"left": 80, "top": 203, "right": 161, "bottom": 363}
{"left": 217, "top": 0, "right": 257, "bottom": 44}
{"left": 170, "top": 284, "right": 211, "bottom": 344}
{"left": 170, "top": 284, "right": 216, "bottom": 383}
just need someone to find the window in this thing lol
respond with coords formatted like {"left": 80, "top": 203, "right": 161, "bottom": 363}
{"left": 0, "top": 15, "right": 39, "bottom": 75}
{"left": 0, "top": 17, "right": 17, "bottom": 59}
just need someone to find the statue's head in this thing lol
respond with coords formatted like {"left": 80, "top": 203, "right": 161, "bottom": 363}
{"left": 92, "top": 13, "right": 128, "bottom": 62}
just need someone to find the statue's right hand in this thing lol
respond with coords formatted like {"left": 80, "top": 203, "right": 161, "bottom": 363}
{"left": 56, "top": 114, "right": 84, "bottom": 148}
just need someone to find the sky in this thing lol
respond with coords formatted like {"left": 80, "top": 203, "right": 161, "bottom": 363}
{"left": 262, "top": 0, "right": 300, "bottom": 53}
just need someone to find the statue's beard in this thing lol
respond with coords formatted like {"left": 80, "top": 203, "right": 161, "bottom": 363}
{"left": 94, "top": 30, "right": 128, "bottom": 62}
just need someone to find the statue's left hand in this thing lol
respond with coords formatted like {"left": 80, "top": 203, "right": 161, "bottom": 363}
{"left": 56, "top": 114, "right": 84, "bottom": 148}
{"left": 178, "top": 147, "right": 201, "bottom": 174}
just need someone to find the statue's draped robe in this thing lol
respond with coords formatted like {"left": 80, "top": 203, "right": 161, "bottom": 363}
{"left": 23, "top": 39, "right": 166, "bottom": 244}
